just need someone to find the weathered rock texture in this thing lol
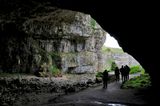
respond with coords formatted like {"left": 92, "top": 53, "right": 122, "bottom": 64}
{"left": 0, "top": 74, "right": 96, "bottom": 106}
{"left": 0, "top": 7, "right": 106, "bottom": 74}
{"left": 112, "top": 52, "right": 140, "bottom": 68}
{"left": 0, "top": 74, "right": 115, "bottom": 106}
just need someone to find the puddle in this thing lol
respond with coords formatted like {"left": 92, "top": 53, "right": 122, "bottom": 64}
{"left": 92, "top": 101, "right": 128, "bottom": 106}
{"left": 107, "top": 103, "right": 127, "bottom": 106}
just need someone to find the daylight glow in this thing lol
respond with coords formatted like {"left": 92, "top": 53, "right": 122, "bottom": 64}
{"left": 104, "top": 33, "right": 121, "bottom": 48}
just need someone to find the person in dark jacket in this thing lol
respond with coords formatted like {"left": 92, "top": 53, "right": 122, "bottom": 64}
{"left": 102, "top": 70, "right": 109, "bottom": 88}
{"left": 120, "top": 65, "right": 124, "bottom": 82}
{"left": 114, "top": 67, "right": 120, "bottom": 82}
{"left": 125, "top": 65, "right": 130, "bottom": 80}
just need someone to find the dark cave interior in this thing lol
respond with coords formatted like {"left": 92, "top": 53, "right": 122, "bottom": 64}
{"left": 0, "top": 0, "right": 159, "bottom": 99}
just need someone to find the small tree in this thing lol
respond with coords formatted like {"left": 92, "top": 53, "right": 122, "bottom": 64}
{"left": 110, "top": 61, "right": 117, "bottom": 71}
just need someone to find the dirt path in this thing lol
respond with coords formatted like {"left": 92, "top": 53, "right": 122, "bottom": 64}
{"left": 40, "top": 73, "right": 148, "bottom": 106}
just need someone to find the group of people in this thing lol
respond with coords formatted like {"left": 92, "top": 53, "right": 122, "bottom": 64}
{"left": 115, "top": 65, "right": 130, "bottom": 82}
{"left": 102, "top": 65, "right": 130, "bottom": 89}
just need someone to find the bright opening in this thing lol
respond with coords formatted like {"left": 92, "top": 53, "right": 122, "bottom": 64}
{"left": 104, "top": 33, "right": 121, "bottom": 49}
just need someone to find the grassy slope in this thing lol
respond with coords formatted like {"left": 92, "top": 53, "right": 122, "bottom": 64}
{"left": 101, "top": 46, "right": 124, "bottom": 54}
{"left": 101, "top": 46, "right": 124, "bottom": 71}
{"left": 122, "top": 74, "right": 151, "bottom": 89}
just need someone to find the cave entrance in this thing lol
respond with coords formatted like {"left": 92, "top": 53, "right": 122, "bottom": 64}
{"left": 100, "top": 32, "right": 151, "bottom": 89}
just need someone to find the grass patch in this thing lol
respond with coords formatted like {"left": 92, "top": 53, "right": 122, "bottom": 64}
{"left": 130, "top": 65, "right": 145, "bottom": 74}
{"left": 101, "top": 46, "right": 124, "bottom": 54}
{"left": 122, "top": 73, "right": 151, "bottom": 89}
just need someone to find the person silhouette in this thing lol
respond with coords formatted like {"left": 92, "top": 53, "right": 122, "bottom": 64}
{"left": 125, "top": 65, "right": 130, "bottom": 80}
{"left": 114, "top": 67, "right": 120, "bottom": 82}
{"left": 120, "top": 65, "right": 124, "bottom": 82}
{"left": 102, "top": 70, "right": 109, "bottom": 89}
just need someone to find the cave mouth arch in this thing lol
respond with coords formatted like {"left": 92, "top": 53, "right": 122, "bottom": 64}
{"left": 50, "top": 0, "right": 159, "bottom": 99}
{"left": 0, "top": 0, "right": 156, "bottom": 89}
{"left": 0, "top": 0, "right": 159, "bottom": 105}
{"left": 101, "top": 32, "right": 150, "bottom": 89}
{"left": 53, "top": 1, "right": 158, "bottom": 89}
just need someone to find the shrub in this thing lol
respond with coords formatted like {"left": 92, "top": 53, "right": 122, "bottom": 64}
{"left": 110, "top": 61, "right": 117, "bottom": 72}
{"left": 49, "top": 64, "right": 62, "bottom": 77}
{"left": 141, "top": 68, "right": 145, "bottom": 75}
{"left": 96, "top": 72, "right": 103, "bottom": 78}
{"left": 130, "top": 65, "right": 145, "bottom": 74}
{"left": 38, "top": 62, "right": 62, "bottom": 77}
{"left": 122, "top": 73, "right": 151, "bottom": 89}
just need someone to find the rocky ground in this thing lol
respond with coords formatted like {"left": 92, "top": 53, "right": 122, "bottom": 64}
{"left": 0, "top": 73, "right": 114, "bottom": 106}
{"left": 47, "top": 82, "right": 150, "bottom": 106}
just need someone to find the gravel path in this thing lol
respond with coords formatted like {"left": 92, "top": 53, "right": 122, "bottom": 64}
{"left": 44, "top": 82, "right": 147, "bottom": 106}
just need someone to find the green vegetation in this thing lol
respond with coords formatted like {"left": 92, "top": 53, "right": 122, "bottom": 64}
{"left": 90, "top": 18, "right": 96, "bottom": 29}
{"left": 49, "top": 64, "right": 62, "bottom": 77}
{"left": 39, "top": 63, "right": 62, "bottom": 77}
{"left": 101, "top": 46, "right": 122, "bottom": 72}
{"left": 96, "top": 72, "right": 103, "bottom": 78}
{"left": 38, "top": 54, "right": 62, "bottom": 77}
{"left": 110, "top": 61, "right": 117, "bottom": 71}
{"left": 104, "top": 61, "right": 118, "bottom": 72}
{"left": 96, "top": 70, "right": 109, "bottom": 78}
{"left": 95, "top": 72, "right": 103, "bottom": 83}
{"left": 122, "top": 73, "right": 151, "bottom": 89}
{"left": 104, "top": 56, "right": 114, "bottom": 70}
{"left": 130, "top": 65, "right": 145, "bottom": 74}
{"left": 141, "top": 68, "right": 145, "bottom": 74}
{"left": 101, "top": 46, "right": 124, "bottom": 54}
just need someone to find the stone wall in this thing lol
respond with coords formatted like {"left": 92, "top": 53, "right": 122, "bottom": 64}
{"left": 0, "top": 8, "right": 106, "bottom": 74}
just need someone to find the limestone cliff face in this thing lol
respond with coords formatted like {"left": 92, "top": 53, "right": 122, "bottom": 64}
{"left": 99, "top": 51, "right": 140, "bottom": 71}
{"left": 112, "top": 53, "right": 140, "bottom": 68}
{"left": 0, "top": 8, "right": 106, "bottom": 74}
